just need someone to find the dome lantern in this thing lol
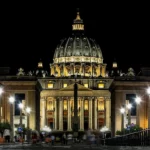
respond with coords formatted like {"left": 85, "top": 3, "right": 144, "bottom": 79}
{"left": 72, "top": 9, "right": 84, "bottom": 31}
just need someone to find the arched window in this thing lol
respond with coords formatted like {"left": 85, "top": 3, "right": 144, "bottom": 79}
{"left": 98, "top": 99, "right": 104, "bottom": 111}
{"left": 84, "top": 100, "right": 88, "bottom": 110}
{"left": 47, "top": 100, "right": 53, "bottom": 110}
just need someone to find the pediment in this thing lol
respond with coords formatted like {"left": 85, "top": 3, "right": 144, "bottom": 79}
{"left": 60, "top": 83, "right": 92, "bottom": 91}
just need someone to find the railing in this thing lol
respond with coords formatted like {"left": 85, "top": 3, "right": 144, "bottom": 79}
{"left": 102, "top": 129, "right": 150, "bottom": 146}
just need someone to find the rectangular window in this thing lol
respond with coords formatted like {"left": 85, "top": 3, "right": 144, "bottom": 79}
{"left": 126, "top": 94, "right": 136, "bottom": 116}
{"left": 98, "top": 99, "right": 104, "bottom": 110}
{"left": 15, "top": 93, "right": 25, "bottom": 116}
{"left": 48, "top": 83, "right": 53, "bottom": 88}
{"left": 63, "top": 100, "right": 67, "bottom": 110}
{"left": 47, "top": 100, "right": 53, "bottom": 110}
{"left": 98, "top": 83, "right": 104, "bottom": 88}
{"left": 63, "top": 84, "right": 67, "bottom": 88}
{"left": 84, "top": 100, "right": 88, "bottom": 110}
{"left": 84, "top": 84, "right": 88, "bottom": 88}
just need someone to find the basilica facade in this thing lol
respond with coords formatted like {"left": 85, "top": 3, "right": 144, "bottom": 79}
{"left": 0, "top": 11, "right": 150, "bottom": 137}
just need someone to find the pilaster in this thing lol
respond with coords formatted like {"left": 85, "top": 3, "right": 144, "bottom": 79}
{"left": 89, "top": 97, "right": 93, "bottom": 129}
{"left": 80, "top": 98, "right": 84, "bottom": 130}
{"left": 106, "top": 98, "right": 111, "bottom": 130}
{"left": 67, "top": 98, "right": 72, "bottom": 130}
{"left": 54, "top": 98, "right": 57, "bottom": 130}
{"left": 59, "top": 97, "right": 63, "bottom": 130}
{"left": 94, "top": 98, "right": 97, "bottom": 129}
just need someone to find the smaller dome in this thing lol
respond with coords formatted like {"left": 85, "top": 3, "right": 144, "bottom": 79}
{"left": 35, "top": 59, "right": 48, "bottom": 77}
{"left": 38, "top": 59, "right": 43, "bottom": 68}
{"left": 112, "top": 59, "right": 118, "bottom": 68}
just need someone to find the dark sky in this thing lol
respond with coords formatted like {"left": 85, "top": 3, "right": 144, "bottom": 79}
{"left": 1, "top": 3, "right": 150, "bottom": 75}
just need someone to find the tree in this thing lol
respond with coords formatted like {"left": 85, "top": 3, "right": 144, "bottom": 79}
{"left": 116, "top": 123, "right": 143, "bottom": 135}
{"left": 0, "top": 122, "right": 11, "bottom": 137}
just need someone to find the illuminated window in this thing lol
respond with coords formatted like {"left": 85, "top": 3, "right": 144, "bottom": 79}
{"left": 84, "top": 84, "right": 88, "bottom": 88}
{"left": 47, "top": 100, "right": 53, "bottom": 110}
{"left": 38, "top": 62, "right": 43, "bottom": 68}
{"left": 84, "top": 100, "right": 88, "bottom": 110}
{"left": 98, "top": 83, "right": 104, "bottom": 88}
{"left": 98, "top": 100, "right": 104, "bottom": 110}
{"left": 63, "top": 84, "right": 67, "bottom": 88}
{"left": 63, "top": 100, "right": 67, "bottom": 110}
{"left": 48, "top": 84, "right": 53, "bottom": 88}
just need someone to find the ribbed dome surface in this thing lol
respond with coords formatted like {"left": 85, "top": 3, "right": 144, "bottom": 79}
{"left": 53, "top": 34, "right": 103, "bottom": 62}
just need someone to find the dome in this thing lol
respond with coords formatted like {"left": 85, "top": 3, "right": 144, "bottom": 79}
{"left": 53, "top": 34, "right": 103, "bottom": 64}
{"left": 53, "top": 10, "right": 103, "bottom": 65}
{"left": 50, "top": 9, "right": 106, "bottom": 78}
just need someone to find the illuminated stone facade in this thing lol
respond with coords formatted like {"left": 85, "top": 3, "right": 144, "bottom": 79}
{"left": 0, "top": 11, "right": 150, "bottom": 137}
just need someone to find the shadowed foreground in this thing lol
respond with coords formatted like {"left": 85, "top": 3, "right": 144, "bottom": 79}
{"left": 0, "top": 143, "right": 150, "bottom": 150}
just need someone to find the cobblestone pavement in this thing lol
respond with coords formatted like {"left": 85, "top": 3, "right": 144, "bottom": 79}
{"left": 0, "top": 143, "right": 149, "bottom": 150}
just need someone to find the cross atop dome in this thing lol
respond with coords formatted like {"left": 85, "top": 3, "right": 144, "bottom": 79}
{"left": 72, "top": 8, "right": 84, "bottom": 31}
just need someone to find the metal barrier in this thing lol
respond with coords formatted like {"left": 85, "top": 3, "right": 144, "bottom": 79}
{"left": 102, "top": 129, "right": 150, "bottom": 146}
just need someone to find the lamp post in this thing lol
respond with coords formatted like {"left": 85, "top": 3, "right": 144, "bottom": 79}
{"left": 73, "top": 79, "right": 78, "bottom": 138}
{"left": 120, "top": 106, "right": 125, "bottom": 133}
{"left": 126, "top": 103, "right": 132, "bottom": 125}
{"left": 25, "top": 107, "right": 31, "bottom": 129}
{"left": 0, "top": 86, "right": 4, "bottom": 123}
{"left": 135, "top": 96, "right": 141, "bottom": 126}
{"left": 9, "top": 96, "right": 15, "bottom": 142}
{"left": 26, "top": 107, "right": 31, "bottom": 144}
{"left": 147, "top": 87, "right": 150, "bottom": 129}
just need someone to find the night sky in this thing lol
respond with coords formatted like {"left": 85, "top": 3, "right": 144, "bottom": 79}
{"left": 1, "top": 4, "right": 150, "bottom": 75}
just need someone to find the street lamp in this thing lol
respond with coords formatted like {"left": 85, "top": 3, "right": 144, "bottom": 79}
{"left": 18, "top": 103, "right": 24, "bottom": 127}
{"left": 25, "top": 107, "right": 31, "bottom": 129}
{"left": 42, "top": 125, "right": 52, "bottom": 132}
{"left": 126, "top": 103, "right": 132, "bottom": 125}
{"left": 9, "top": 96, "right": 15, "bottom": 142}
{"left": 135, "top": 96, "right": 141, "bottom": 126}
{"left": 147, "top": 87, "right": 150, "bottom": 129}
{"left": 120, "top": 106, "right": 125, "bottom": 132}
{"left": 100, "top": 126, "right": 110, "bottom": 144}
{"left": 0, "top": 86, "right": 4, "bottom": 123}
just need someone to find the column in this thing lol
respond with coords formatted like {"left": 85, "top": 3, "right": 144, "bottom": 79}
{"left": 148, "top": 95, "right": 150, "bottom": 128}
{"left": 91, "top": 63, "right": 93, "bottom": 76}
{"left": 67, "top": 99, "right": 72, "bottom": 130}
{"left": 89, "top": 98, "right": 93, "bottom": 129}
{"left": 74, "top": 63, "right": 75, "bottom": 75}
{"left": 80, "top": 63, "right": 82, "bottom": 75}
{"left": 94, "top": 98, "right": 98, "bottom": 129}
{"left": 59, "top": 97, "right": 63, "bottom": 130}
{"left": 136, "top": 104, "right": 140, "bottom": 126}
{"left": 99, "top": 64, "right": 102, "bottom": 76}
{"left": 104, "top": 97, "right": 106, "bottom": 126}
{"left": 106, "top": 98, "right": 111, "bottom": 130}
{"left": 83, "top": 63, "right": 85, "bottom": 76}
{"left": 10, "top": 102, "right": 14, "bottom": 142}
{"left": 80, "top": 98, "right": 84, "bottom": 130}
{"left": 45, "top": 99, "right": 47, "bottom": 126}
{"left": 40, "top": 99, "right": 46, "bottom": 129}
{"left": 54, "top": 98, "right": 57, "bottom": 130}
{"left": 121, "top": 113, "right": 124, "bottom": 132}
{"left": 70, "top": 63, "right": 73, "bottom": 75}
{"left": 63, "top": 63, "right": 66, "bottom": 76}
